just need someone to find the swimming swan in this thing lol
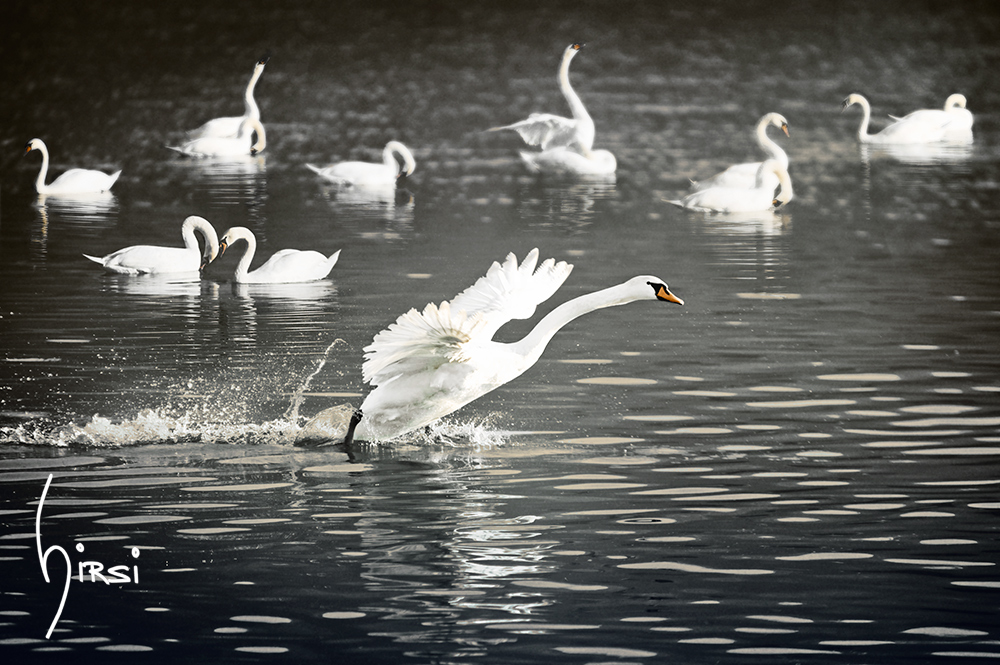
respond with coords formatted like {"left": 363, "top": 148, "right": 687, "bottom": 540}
{"left": 668, "top": 159, "right": 793, "bottom": 212}
{"left": 24, "top": 139, "right": 121, "bottom": 195}
{"left": 216, "top": 226, "right": 340, "bottom": 284}
{"left": 188, "top": 55, "right": 269, "bottom": 139}
{"left": 690, "top": 113, "right": 789, "bottom": 191}
{"left": 305, "top": 248, "right": 683, "bottom": 443}
{"left": 83, "top": 215, "right": 219, "bottom": 275}
{"left": 306, "top": 141, "right": 415, "bottom": 186}
{"left": 168, "top": 117, "right": 265, "bottom": 157}
{"left": 490, "top": 43, "right": 616, "bottom": 175}
{"left": 889, "top": 94, "right": 973, "bottom": 133}
{"left": 842, "top": 94, "right": 950, "bottom": 144}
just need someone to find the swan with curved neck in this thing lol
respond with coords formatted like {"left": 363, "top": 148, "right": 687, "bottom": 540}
{"left": 216, "top": 226, "right": 340, "bottom": 284}
{"left": 168, "top": 117, "right": 266, "bottom": 157}
{"left": 24, "top": 139, "right": 121, "bottom": 195}
{"left": 83, "top": 215, "right": 219, "bottom": 275}
{"left": 188, "top": 55, "right": 269, "bottom": 139}
{"left": 303, "top": 249, "right": 682, "bottom": 443}
{"left": 690, "top": 113, "right": 789, "bottom": 191}
{"left": 890, "top": 94, "right": 973, "bottom": 133}
{"left": 668, "top": 159, "right": 793, "bottom": 213}
{"left": 842, "top": 93, "right": 950, "bottom": 145}
{"left": 306, "top": 141, "right": 416, "bottom": 186}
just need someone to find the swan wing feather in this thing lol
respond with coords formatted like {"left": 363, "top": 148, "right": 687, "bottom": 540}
{"left": 492, "top": 113, "right": 579, "bottom": 150}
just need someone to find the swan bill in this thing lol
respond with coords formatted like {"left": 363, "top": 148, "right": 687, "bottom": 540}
{"left": 651, "top": 282, "right": 684, "bottom": 305}
{"left": 781, "top": 123, "right": 790, "bottom": 137}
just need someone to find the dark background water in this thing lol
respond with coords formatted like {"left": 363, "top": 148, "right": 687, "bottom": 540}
{"left": 1, "top": 1, "right": 999, "bottom": 663}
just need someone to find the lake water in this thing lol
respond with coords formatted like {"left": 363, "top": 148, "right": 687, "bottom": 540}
{"left": 1, "top": 1, "right": 999, "bottom": 662}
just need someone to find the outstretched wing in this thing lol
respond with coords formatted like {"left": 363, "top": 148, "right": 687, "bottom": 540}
{"left": 490, "top": 113, "right": 580, "bottom": 151}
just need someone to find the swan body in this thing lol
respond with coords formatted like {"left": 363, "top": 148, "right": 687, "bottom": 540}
{"left": 519, "top": 147, "right": 617, "bottom": 176}
{"left": 168, "top": 117, "right": 265, "bottom": 157}
{"left": 83, "top": 215, "right": 219, "bottom": 275}
{"left": 344, "top": 248, "right": 682, "bottom": 442}
{"left": 216, "top": 226, "right": 340, "bottom": 284}
{"left": 690, "top": 113, "right": 789, "bottom": 191}
{"left": 842, "top": 94, "right": 950, "bottom": 144}
{"left": 668, "top": 159, "right": 793, "bottom": 212}
{"left": 306, "top": 141, "right": 415, "bottom": 186}
{"left": 889, "top": 94, "right": 973, "bottom": 133}
{"left": 24, "top": 139, "right": 121, "bottom": 195}
{"left": 188, "top": 55, "right": 269, "bottom": 139}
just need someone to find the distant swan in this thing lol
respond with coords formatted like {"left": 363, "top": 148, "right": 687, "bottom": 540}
{"left": 83, "top": 215, "right": 219, "bottom": 275}
{"left": 889, "top": 94, "right": 973, "bottom": 133}
{"left": 168, "top": 117, "right": 265, "bottom": 157}
{"left": 306, "top": 141, "right": 415, "bottom": 186}
{"left": 690, "top": 113, "right": 789, "bottom": 191}
{"left": 216, "top": 226, "right": 340, "bottom": 284}
{"left": 303, "top": 248, "right": 683, "bottom": 443}
{"left": 188, "top": 55, "right": 269, "bottom": 139}
{"left": 24, "top": 139, "right": 121, "bottom": 195}
{"left": 842, "top": 94, "right": 950, "bottom": 144}
{"left": 490, "top": 43, "right": 616, "bottom": 175}
{"left": 668, "top": 159, "right": 793, "bottom": 212}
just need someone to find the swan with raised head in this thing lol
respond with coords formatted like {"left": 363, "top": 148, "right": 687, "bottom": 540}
{"left": 842, "top": 94, "right": 951, "bottom": 144}
{"left": 168, "top": 117, "right": 265, "bottom": 158}
{"left": 889, "top": 94, "right": 973, "bottom": 133}
{"left": 24, "top": 139, "right": 121, "bottom": 195}
{"left": 188, "top": 55, "right": 269, "bottom": 139}
{"left": 490, "top": 43, "right": 616, "bottom": 175}
{"left": 690, "top": 113, "right": 789, "bottom": 191}
{"left": 83, "top": 215, "right": 219, "bottom": 275}
{"left": 668, "top": 159, "right": 793, "bottom": 212}
{"left": 215, "top": 226, "right": 340, "bottom": 284}
{"left": 306, "top": 141, "right": 415, "bottom": 186}
{"left": 301, "top": 249, "right": 683, "bottom": 444}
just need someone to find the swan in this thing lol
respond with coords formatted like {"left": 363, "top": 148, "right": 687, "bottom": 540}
{"left": 490, "top": 43, "right": 616, "bottom": 175}
{"left": 889, "top": 94, "right": 973, "bottom": 133}
{"left": 83, "top": 215, "right": 219, "bottom": 275}
{"left": 841, "top": 94, "right": 950, "bottom": 144}
{"left": 24, "top": 139, "right": 121, "bottom": 195}
{"left": 216, "top": 226, "right": 340, "bottom": 284}
{"left": 690, "top": 113, "right": 789, "bottom": 191}
{"left": 303, "top": 248, "right": 683, "bottom": 443}
{"left": 306, "top": 141, "right": 415, "bottom": 186}
{"left": 188, "top": 55, "right": 269, "bottom": 139}
{"left": 667, "top": 159, "right": 793, "bottom": 212}
{"left": 168, "top": 117, "right": 265, "bottom": 157}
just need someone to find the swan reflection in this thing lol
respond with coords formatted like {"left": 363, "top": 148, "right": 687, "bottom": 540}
{"left": 860, "top": 135, "right": 974, "bottom": 165}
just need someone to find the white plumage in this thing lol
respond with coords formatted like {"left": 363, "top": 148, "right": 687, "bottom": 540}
{"left": 187, "top": 55, "right": 269, "bottom": 139}
{"left": 306, "top": 141, "right": 415, "bottom": 186}
{"left": 215, "top": 226, "right": 340, "bottom": 284}
{"left": 842, "top": 93, "right": 952, "bottom": 144}
{"left": 690, "top": 113, "right": 789, "bottom": 192}
{"left": 668, "top": 159, "right": 793, "bottom": 213}
{"left": 168, "top": 117, "right": 266, "bottom": 158}
{"left": 24, "top": 138, "right": 121, "bottom": 195}
{"left": 889, "top": 94, "right": 973, "bottom": 134}
{"left": 83, "top": 215, "right": 219, "bottom": 275}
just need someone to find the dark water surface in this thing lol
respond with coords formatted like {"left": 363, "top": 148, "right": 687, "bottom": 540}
{"left": 2, "top": 1, "right": 999, "bottom": 662}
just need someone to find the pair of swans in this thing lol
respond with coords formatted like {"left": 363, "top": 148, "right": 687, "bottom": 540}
{"left": 188, "top": 55, "right": 269, "bottom": 139}
{"left": 490, "top": 44, "right": 616, "bottom": 176}
{"left": 306, "top": 141, "right": 416, "bottom": 186}
{"left": 168, "top": 116, "right": 266, "bottom": 157}
{"left": 300, "top": 248, "right": 683, "bottom": 444}
{"left": 24, "top": 139, "right": 121, "bottom": 195}
{"left": 669, "top": 159, "right": 793, "bottom": 213}
{"left": 842, "top": 93, "right": 973, "bottom": 144}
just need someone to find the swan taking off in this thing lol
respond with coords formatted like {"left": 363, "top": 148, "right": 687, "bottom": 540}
{"left": 890, "top": 94, "right": 973, "bottom": 133}
{"left": 168, "top": 117, "right": 266, "bottom": 157}
{"left": 24, "top": 139, "right": 121, "bottom": 195}
{"left": 188, "top": 55, "right": 269, "bottom": 139}
{"left": 842, "top": 94, "right": 951, "bottom": 144}
{"left": 490, "top": 43, "right": 616, "bottom": 175}
{"left": 83, "top": 215, "right": 219, "bottom": 275}
{"left": 306, "top": 141, "right": 415, "bottom": 186}
{"left": 690, "top": 113, "right": 789, "bottom": 191}
{"left": 215, "top": 226, "right": 340, "bottom": 284}
{"left": 668, "top": 159, "right": 793, "bottom": 213}
{"left": 304, "top": 249, "right": 682, "bottom": 444}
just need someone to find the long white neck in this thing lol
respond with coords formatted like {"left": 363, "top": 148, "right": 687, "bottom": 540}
{"left": 384, "top": 141, "right": 415, "bottom": 176}
{"left": 559, "top": 47, "right": 594, "bottom": 151}
{"left": 181, "top": 216, "right": 219, "bottom": 263}
{"left": 229, "top": 228, "right": 257, "bottom": 282}
{"left": 238, "top": 118, "right": 266, "bottom": 153}
{"left": 756, "top": 118, "right": 788, "bottom": 167}
{"left": 244, "top": 64, "right": 264, "bottom": 120}
{"left": 853, "top": 97, "right": 872, "bottom": 143}
{"left": 34, "top": 142, "right": 50, "bottom": 192}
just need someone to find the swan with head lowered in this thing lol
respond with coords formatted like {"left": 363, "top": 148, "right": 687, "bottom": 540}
{"left": 690, "top": 113, "right": 789, "bottom": 191}
{"left": 188, "top": 55, "right": 269, "bottom": 139}
{"left": 306, "top": 141, "right": 415, "bottom": 186}
{"left": 668, "top": 159, "right": 793, "bottom": 213}
{"left": 168, "top": 116, "right": 265, "bottom": 158}
{"left": 83, "top": 215, "right": 219, "bottom": 275}
{"left": 24, "top": 139, "right": 121, "bottom": 195}
{"left": 215, "top": 226, "right": 340, "bottom": 284}
{"left": 842, "top": 94, "right": 952, "bottom": 144}
{"left": 298, "top": 248, "right": 683, "bottom": 444}
{"left": 490, "top": 43, "right": 616, "bottom": 176}
{"left": 889, "top": 94, "right": 973, "bottom": 134}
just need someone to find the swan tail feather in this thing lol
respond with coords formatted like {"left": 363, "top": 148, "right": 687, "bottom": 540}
{"left": 83, "top": 254, "right": 104, "bottom": 265}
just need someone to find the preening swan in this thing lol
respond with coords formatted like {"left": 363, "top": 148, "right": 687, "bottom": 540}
{"left": 83, "top": 215, "right": 219, "bottom": 275}
{"left": 306, "top": 141, "right": 415, "bottom": 186}
{"left": 302, "top": 249, "right": 683, "bottom": 444}
{"left": 890, "top": 94, "right": 973, "bottom": 133}
{"left": 188, "top": 55, "right": 269, "bottom": 139}
{"left": 490, "top": 43, "right": 616, "bottom": 175}
{"left": 216, "top": 226, "right": 340, "bottom": 284}
{"left": 842, "top": 94, "right": 950, "bottom": 144}
{"left": 668, "top": 159, "right": 793, "bottom": 212}
{"left": 24, "top": 139, "right": 121, "bottom": 195}
{"left": 690, "top": 113, "right": 789, "bottom": 191}
{"left": 168, "top": 117, "right": 265, "bottom": 157}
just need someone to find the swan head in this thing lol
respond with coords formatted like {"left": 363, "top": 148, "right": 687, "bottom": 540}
{"left": 841, "top": 94, "right": 867, "bottom": 113}
{"left": 566, "top": 43, "right": 584, "bottom": 59}
{"left": 24, "top": 138, "right": 44, "bottom": 155}
{"left": 766, "top": 112, "right": 790, "bottom": 137}
{"left": 623, "top": 276, "right": 684, "bottom": 305}
{"left": 257, "top": 53, "right": 271, "bottom": 67}
{"left": 757, "top": 159, "right": 793, "bottom": 208}
{"left": 218, "top": 226, "right": 254, "bottom": 259}
{"left": 944, "top": 94, "right": 967, "bottom": 110}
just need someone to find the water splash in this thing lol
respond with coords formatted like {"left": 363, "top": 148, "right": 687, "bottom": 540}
{"left": 284, "top": 339, "right": 347, "bottom": 424}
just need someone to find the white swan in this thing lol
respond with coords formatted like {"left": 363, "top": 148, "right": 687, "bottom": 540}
{"left": 216, "top": 226, "right": 340, "bottom": 284}
{"left": 306, "top": 141, "right": 415, "bottom": 186}
{"left": 24, "top": 139, "right": 121, "bottom": 195}
{"left": 188, "top": 55, "right": 269, "bottom": 139}
{"left": 490, "top": 43, "right": 616, "bottom": 175}
{"left": 307, "top": 249, "right": 683, "bottom": 443}
{"left": 168, "top": 117, "right": 265, "bottom": 158}
{"left": 83, "top": 215, "right": 219, "bottom": 275}
{"left": 667, "top": 159, "right": 793, "bottom": 213}
{"left": 842, "top": 93, "right": 950, "bottom": 144}
{"left": 690, "top": 113, "right": 789, "bottom": 191}
{"left": 889, "top": 94, "right": 973, "bottom": 133}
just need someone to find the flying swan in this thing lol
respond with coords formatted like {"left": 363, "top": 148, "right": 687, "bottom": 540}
{"left": 842, "top": 93, "right": 951, "bottom": 144}
{"left": 690, "top": 113, "right": 789, "bottom": 191}
{"left": 168, "top": 117, "right": 266, "bottom": 157}
{"left": 215, "top": 226, "right": 340, "bottom": 284}
{"left": 668, "top": 159, "right": 793, "bottom": 213}
{"left": 83, "top": 215, "right": 219, "bottom": 275}
{"left": 24, "top": 138, "right": 121, "bottom": 195}
{"left": 300, "top": 248, "right": 683, "bottom": 444}
{"left": 306, "top": 141, "right": 416, "bottom": 186}
{"left": 490, "top": 43, "right": 616, "bottom": 176}
{"left": 889, "top": 94, "right": 973, "bottom": 133}
{"left": 188, "top": 55, "right": 269, "bottom": 139}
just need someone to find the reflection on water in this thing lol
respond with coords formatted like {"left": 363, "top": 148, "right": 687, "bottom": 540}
{"left": 860, "top": 135, "right": 975, "bottom": 165}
